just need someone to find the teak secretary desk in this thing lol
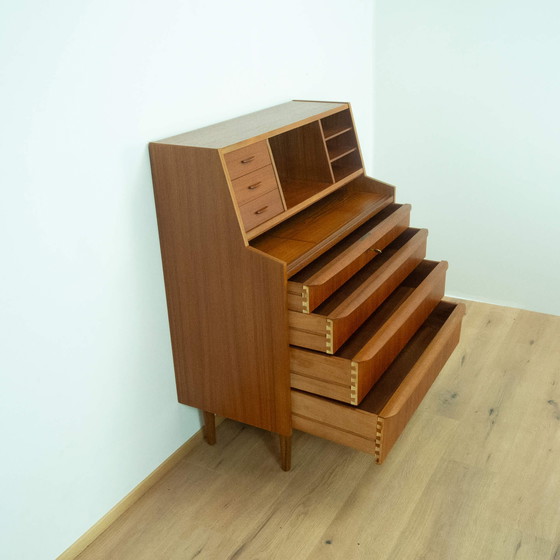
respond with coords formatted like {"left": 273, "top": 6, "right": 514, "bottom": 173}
{"left": 149, "top": 100, "right": 465, "bottom": 470}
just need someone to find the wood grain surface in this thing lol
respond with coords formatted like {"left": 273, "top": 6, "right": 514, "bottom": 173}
{"left": 268, "top": 120, "right": 334, "bottom": 205}
{"left": 252, "top": 183, "right": 393, "bottom": 278}
{"left": 223, "top": 140, "right": 271, "bottom": 180}
{"left": 289, "top": 261, "right": 449, "bottom": 405}
{"left": 287, "top": 227, "right": 427, "bottom": 353}
{"left": 74, "top": 300, "right": 560, "bottom": 560}
{"left": 231, "top": 164, "right": 279, "bottom": 206}
{"left": 149, "top": 144, "right": 291, "bottom": 435}
{"left": 153, "top": 100, "right": 347, "bottom": 150}
{"left": 291, "top": 301, "right": 464, "bottom": 456}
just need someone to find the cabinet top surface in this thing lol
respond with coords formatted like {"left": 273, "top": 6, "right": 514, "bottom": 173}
{"left": 152, "top": 101, "right": 347, "bottom": 150}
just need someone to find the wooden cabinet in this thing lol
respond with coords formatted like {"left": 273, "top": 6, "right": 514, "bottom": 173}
{"left": 149, "top": 100, "right": 465, "bottom": 470}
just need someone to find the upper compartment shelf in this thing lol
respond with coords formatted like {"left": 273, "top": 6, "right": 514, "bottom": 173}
{"left": 240, "top": 105, "right": 366, "bottom": 239}
{"left": 157, "top": 101, "right": 369, "bottom": 240}
{"left": 321, "top": 109, "right": 362, "bottom": 182}
{"left": 321, "top": 109, "right": 355, "bottom": 141}
{"left": 268, "top": 120, "right": 334, "bottom": 209}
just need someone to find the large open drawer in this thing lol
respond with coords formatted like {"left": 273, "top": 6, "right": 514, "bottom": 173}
{"left": 290, "top": 260, "right": 448, "bottom": 404}
{"left": 291, "top": 301, "right": 465, "bottom": 463}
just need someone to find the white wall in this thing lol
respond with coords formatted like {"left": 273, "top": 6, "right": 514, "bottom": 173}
{"left": 0, "top": 1, "right": 374, "bottom": 559}
{"left": 374, "top": 1, "right": 560, "bottom": 316}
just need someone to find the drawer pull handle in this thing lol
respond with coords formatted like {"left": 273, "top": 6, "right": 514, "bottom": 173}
{"left": 255, "top": 206, "right": 269, "bottom": 215}
{"left": 247, "top": 182, "right": 261, "bottom": 190}
{"left": 369, "top": 248, "right": 383, "bottom": 254}
{"left": 241, "top": 156, "right": 255, "bottom": 164}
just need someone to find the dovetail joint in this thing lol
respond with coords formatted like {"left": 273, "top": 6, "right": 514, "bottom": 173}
{"left": 374, "top": 417, "right": 384, "bottom": 463}
{"left": 326, "top": 319, "right": 334, "bottom": 354}
{"left": 302, "top": 286, "right": 310, "bottom": 314}
{"left": 350, "top": 362, "right": 358, "bottom": 406}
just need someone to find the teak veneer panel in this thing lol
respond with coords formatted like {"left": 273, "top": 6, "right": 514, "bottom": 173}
{"left": 238, "top": 188, "right": 285, "bottom": 231}
{"left": 231, "top": 165, "right": 279, "bottom": 206}
{"left": 251, "top": 181, "right": 394, "bottom": 276}
{"left": 292, "top": 301, "right": 466, "bottom": 463}
{"left": 149, "top": 144, "right": 291, "bottom": 435}
{"left": 155, "top": 101, "right": 347, "bottom": 150}
{"left": 268, "top": 121, "right": 334, "bottom": 204}
{"left": 224, "top": 140, "right": 272, "bottom": 180}
{"left": 321, "top": 109, "right": 355, "bottom": 140}
{"left": 277, "top": 179, "right": 333, "bottom": 209}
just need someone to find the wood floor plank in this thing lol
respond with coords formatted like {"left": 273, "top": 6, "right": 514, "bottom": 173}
{"left": 306, "top": 410, "right": 460, "bottom": 560}
{"left": 385, "top": 459, "right": 555, "bottom": 560}
{"left": 421, "top": 299, "right": 520, "bottom": 422}
{"left": 75, "top": 301, "right": 560, "bottom": 560}
{"left": 222, "top": 437, "right": 372, "bottom": 559}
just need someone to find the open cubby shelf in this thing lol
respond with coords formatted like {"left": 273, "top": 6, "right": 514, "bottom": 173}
{"left": 268, "top": 120, "right": 334, "bottom": 210}
{"left": 332, "top": 150, "right": 362, "bottom": 182}
{"left": 329, "top": 145, "right": 357, "bottom": 163}
{"left": 321, "top": 109, "right": 354, "bottom": 141}
{"left": 237, "top": 105, "right": 365, "bottom": 238}
{"left": 323, "top": 125, "right": 353, "bottom": 141}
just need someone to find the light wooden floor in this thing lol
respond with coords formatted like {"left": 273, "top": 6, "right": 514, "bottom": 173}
{"left": 77, "top": 300, "right": 560, "bottom": 560}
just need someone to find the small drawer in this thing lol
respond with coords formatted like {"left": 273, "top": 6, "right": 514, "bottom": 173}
{"left": 232, "top": 165, "right": 279, "bottom": 206}
{"left": 290, "top": 260, "right": 448, "bottom": 405}
{"left": 239, "top": 189, "right": 284, "bottom": 231}
{"left": 292, "top": 301, "right": 465, "bottom": 464}
{"left": 289, "top": 228, "right": 428, "bottom": 354}
{"left": 224, "top": 141, "right": 271, "bottom": 180}
{"left": 287, "top": 203, "right": 410, "bottom": 314}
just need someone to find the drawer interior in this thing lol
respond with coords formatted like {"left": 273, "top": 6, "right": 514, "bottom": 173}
{"left": 287, "top": 228, "right": 428, "bottom": 355}
{"left": 290, "top": 259, "right": 448, "bottom": 405}
{"left": 314, "top": 228, "right": 426, "bottom": 317}
{"left": 359, "top": 301, "right": 459, "bottom": 415}
{"left": 292, "top": 301, "right": 465, "bottom": 462}
{"left": 336, "top": 260, "right": 446, "bottom": 360}
{"left": 283, "top": 202, "right": 410, "bottom": 313}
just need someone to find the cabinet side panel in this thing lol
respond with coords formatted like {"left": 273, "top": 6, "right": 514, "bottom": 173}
{"left": 149, "top": 144, "right": 291, "bottom": 435}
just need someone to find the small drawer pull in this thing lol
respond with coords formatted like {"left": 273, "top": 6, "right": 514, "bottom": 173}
{"left": 247, "top": 182, "right": 261, "bottom": 190}
{"left": 254, "top": 206, "right": 269, "bottom": 215}
{"left": 369, "top": 248, "right": 383, "bottom": 254}
{"left": 241, "top": 156, "right": 255, "bottom": 164}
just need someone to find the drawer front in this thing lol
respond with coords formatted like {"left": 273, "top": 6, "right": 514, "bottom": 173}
{"left": 288, "top": 228, "right": 428, "bottom": 354}
{"left": 224, "top": 141, "right": 271, "bottom": 180}
{"left": 292, "top": 301, "right": 465, "bottom": 463}
{"left": 287, "top": 204, "right": 410, "bottom": 313}
{"left": 239, "top": 188, "right": 284, "bottom": 231}
{"left": 290, "top": 259, "right": 447, "bottom": 405}
{"left": 232, "top": 165, "right": 279, "bottom": 206}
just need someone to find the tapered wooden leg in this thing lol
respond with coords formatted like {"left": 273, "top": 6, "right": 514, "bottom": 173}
{"left": 279, "top": 434, "right": 292, "bottom": 471}
{"left": 203, "top": 411, "right": 216, "bottom": 445}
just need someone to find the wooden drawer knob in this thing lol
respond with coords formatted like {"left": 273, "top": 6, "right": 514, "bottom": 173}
{"left": 255, "top": 206, "right": 269, "bottom": 215}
